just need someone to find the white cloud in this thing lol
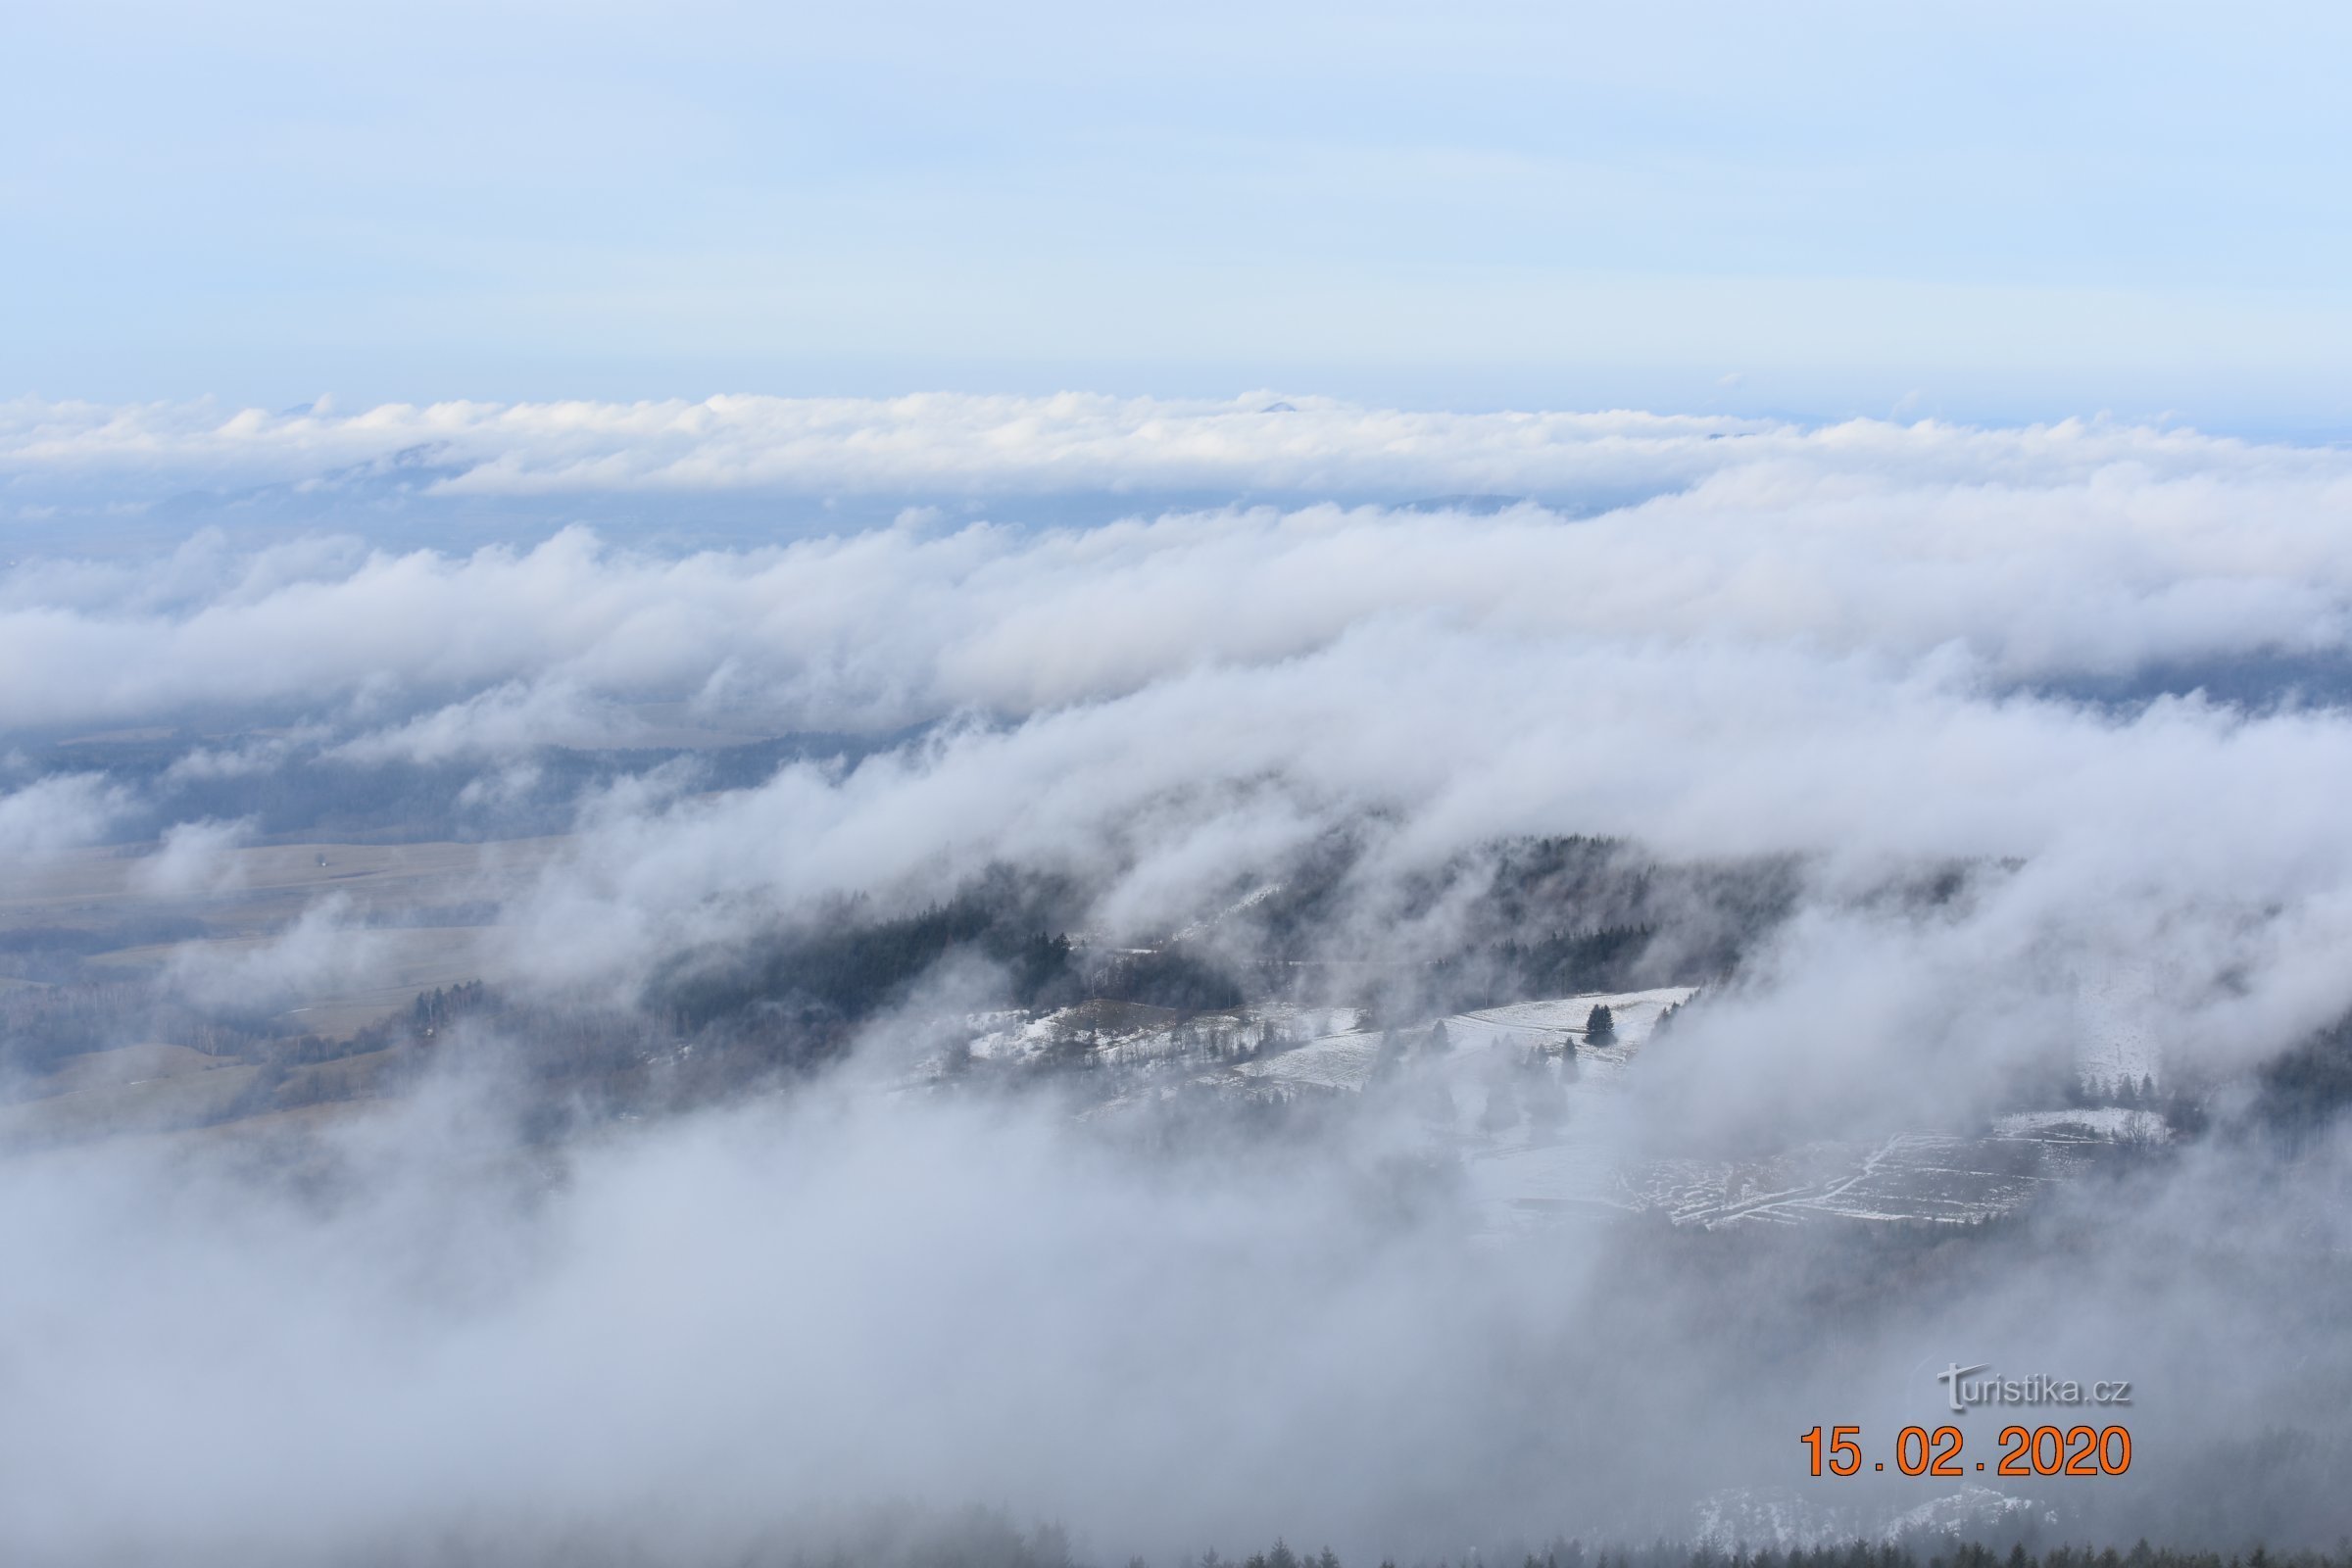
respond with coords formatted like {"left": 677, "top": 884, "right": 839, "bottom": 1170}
{"left": 0, "top": 772, "right": 133, "bottom": 858}
{"left": 132, "top": 816, "right": 258, "bottom": 898}
{"left": 3, "top": 410, "right": 2352, "bottom": 742}
{"left": 331, "top": 679, "right": 642, "bottom": 766}
{"left": 3, "top": 393, "right": 2324, "bottom": 502}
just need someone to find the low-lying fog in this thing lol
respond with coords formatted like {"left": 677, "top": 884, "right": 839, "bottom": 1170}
{"left": 6, "top": 397, "right": 2352, "bottom": 1565}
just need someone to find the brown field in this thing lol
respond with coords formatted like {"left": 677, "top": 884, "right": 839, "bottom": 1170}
{"left": 0, "top": 1030, "right": 474, "bottom": 1155}
{"left": 0, "top": 1060, "right": 264, "bottom": 1151}
{"left": 37, "top": 1040, "right": 225, "bottom": 1094}
{"left": 2, "top": 835, "right": 568, "bottom": 1033}
{"left": 2, "top": 836, "right": 567, "bottom": 930}
{"left": 1, "top": 835, "right": 575, "bottom": 1152}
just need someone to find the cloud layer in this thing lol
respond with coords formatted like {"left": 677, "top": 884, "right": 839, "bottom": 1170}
{"left": 4, "top": 393, "right": 2328, "bottom": 502}
{"left": 6, "top": 400, "right": 2352, "bottom": 732}
{"left": 12, "top": 404, "right": 2352, "bottom": 1562}
{"left": 14, "top": 406, "right": 2352, "bottom": 1071}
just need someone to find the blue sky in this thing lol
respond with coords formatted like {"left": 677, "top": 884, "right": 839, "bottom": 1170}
{"left": 8, "top": 1, "right": 2352, "bottom": 428}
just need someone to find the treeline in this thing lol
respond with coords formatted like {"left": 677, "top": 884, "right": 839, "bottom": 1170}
{"left": 2060, "top": 1070, "right": 2208, "bottom": 1139}
{"left": 1093, "top": 946, "right": 1245, "bottom": 1011}
{"left": 587, "top": 1538, "right": 2352, "bottom": 1568}
{"left": 658, "top": 888, "right": 1081, "bottom": 1036}
{"left": 1486, "top": 923, "right": 1657, "bottom": 1004}
{"left": 1472, "top": 837, "right": 1797, "bottom": 978}
{"left": 654, "top": 864, "right": 1269, "bottom": 1042}
{"left": 1207, "top": 834, "right": 1799, "bottom": 1019}
{"left": 1193, "top": 1544, "right": 2344, "bottom": 1568}
{"left": 0, "top": 978, "right": 284, "bottom": 1081}
{"left": 631, "top": 833, "right": 1810, "bottom": 1064}
{"left": 2254, "top": 1006, "right": 2352, "bottom": 1140}
{"left": 409, "top": 978, "right": 490, "bottom": 1034}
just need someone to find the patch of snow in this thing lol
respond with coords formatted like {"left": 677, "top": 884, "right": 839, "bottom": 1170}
{"left": 1462, "top": 986, "right": 1696, "bottom": 1046}
{"left": 1884, "top": 1484, "right": 2052, "bottom": 1542}
{"left": 1693, "top": 1484, "right": 2047, "bottom": 1551}
{"left": 1171, "top": 882, "right": 1283, "bottom": 943}
{"left": 962, "top": 1009, "right": 1061, "bottom": 1061}
{"left": 1993, "top": 1106, "right": 2168, "bottom": 1143}
{"left": 1235, "top": 1031, "right": 1385, "bottom": 1091}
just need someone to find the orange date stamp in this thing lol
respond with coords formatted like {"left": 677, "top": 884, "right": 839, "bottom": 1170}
{"left": 1801, "top": 1424, "right": 2132, "bottom": 1477}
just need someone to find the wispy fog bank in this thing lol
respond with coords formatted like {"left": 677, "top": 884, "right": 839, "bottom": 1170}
{"left": 8, "top": 404, "right": 2352, "bottom": 1562}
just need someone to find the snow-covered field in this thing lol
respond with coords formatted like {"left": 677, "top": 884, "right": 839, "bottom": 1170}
{"left": 949, "top": 981, "right": 2162, "bottom": 1233}
{"left": 1469, "top": 1115, "right": 2164, "bottom": 1234}
{"left": 1233, "top": 1030, "right": 1385, "bottom": 1092}
{"left": 1234, "top": 986, "right": 1697, "bottom": 1095}
{"left": 1993, "top": 1106, "right": 2168, "bottom": 1143}
{"left": 1612, "top": 1132, "right": 2100, "bottom": 1228}
{"left": 1461, "top": 987, "right": 1692, "bottom": 1052}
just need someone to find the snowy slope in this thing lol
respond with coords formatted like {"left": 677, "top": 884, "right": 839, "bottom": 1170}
{"left": 2075, "top": 965, "right": 2161, "bottom": 1091}
{"left": 1234, "top": 987, "right": 1699, "bottom": 1096}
